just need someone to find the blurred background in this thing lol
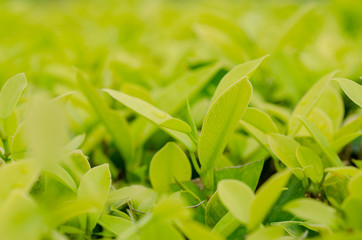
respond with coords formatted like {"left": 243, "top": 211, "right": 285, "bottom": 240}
{"left": 0, "top": 0, "right": 361, "bottom": 179}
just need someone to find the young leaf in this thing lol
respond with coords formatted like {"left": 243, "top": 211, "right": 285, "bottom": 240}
{"left": 98, "top": 214, "right": 134, "bottom": 238}
{"left": 199, "top": 78, "right": 252, "bottom": 172}
{"left": 210, "top": 56, "right": 267, "bottom": 106}
{"left": 284, "top": 198, "right": 338, "bottom": 227}
{"left": 104, "top": 89, "right": 190, "bottom": 133}
{"left": 295, "top": 115, "right": 342, "bottom": 167}
{"left": 296, "top": 146, "right": 323, "bottom": 183}
{"left": 289, "top": 71, "right": 337, "bottom": 136}
{"left": 0, "top": 73, "right": 27, "bottom": 119}
{"left": 149, "top": 142, "right": 192, "bottom": 192}
{"left": 334, "top": 78, "right": 362, "bottom": 107}
{"left": 104, "top": 89, "right": 195, "bottom": 151}
{"left": 242, "top": 107, "right": 279, "bottom": 133}
{"left": 249, "top": 170, "right": 291, "bottom": 230}
{"left": 215, "top": 160, "right": 264, "bottom": 191}
{"left": 78, "top": 164, "right": 111, "bottom": 232}
{"left": 268, "top": 133, "right": 301, "bottom": 169}
{"left": 218, "top": 180, "right": 254, "bottom": 224}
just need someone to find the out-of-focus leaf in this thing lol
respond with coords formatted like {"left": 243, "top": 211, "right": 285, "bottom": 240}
{"left": 98, "top": 214, "right": 134, "bottom": 238}
{"left": 0, "top": 73, "right": 27, "bottom": 119}
{"left": 249, "top": 170, "right": 291, "bottom": 230}
{"left": 284, "top": 198, "right": 338, "bottom": 227}
{"left": 0, "top": 190, "right": 42, "bottom": 240}
{"left": 76, "top": 71, "right": 134, "bottom": 164}
{"left": 0, "top": 160, "right": 40, "bottom": 201}
{"left": 218, "top": 180, "right": 254, "bottom": 224}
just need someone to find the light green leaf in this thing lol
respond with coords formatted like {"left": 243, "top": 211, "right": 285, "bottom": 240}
{"left": 289, "top": 71, "right": 337, "bottom": 136}
{"left": 64, "top": 134, "right": 85, "bottom": 152}
{"left": 78, "top": 164, "right": 111, "bottom": 232}
{"left": 295, "top": 115, "right": 342, "bottom": 167}
{"left": 210, "top": 56, "right": 267, "bottom": 106}
{"left": 218, "top": 180, "right": 254, "bottom": 224}
{"left": 0, "top": 190, "right": 42, "bottom": 240}
{"left": 242, "top": 107, "right": 279, "bottom": 133}
{"left": 296, "top": 146, "right": 323, "bottom": 183}
{"left": 149, "top": 142, "right": 191, "bottom": 192}
{"left": 175, "top": 219, "right": 224, "bottom": 240}
{"left": 249, "top": 170, "right": 291, "bottom": 230}
{"left": 0, "top": 73, "right": 27, "bottom": 119}
{"left": 0, "top": 160, "right": 40, "bottom": 201}
{"left": 104, "top": 89, "right": 195, "bottom": 150}
{"left": 334, "top": 78, "right": 362, "bottom": 107}
{"left": 348, "top": 173, "right": 362, "bottom": 200}
{"left": 268, "top": 133, "right": 300, "bottom": 169}
{"left": 51, "top": 91, "right": 76, "bottom": 104}
{"left": 104, "top": 89, "right": 190, "bottom": 133}
{"left": 44, "top": 163, "right": 77, "bottom": 192}
{"left": 61, "top": 150, "right": 90, "bottom": 186}
{"left": 98, "top": 214, "right": 134, "bottom": 238}
{"left": 247, "top": 226, "right": 284, "bottom": 240}
{"left": 316, "top": 86, "right": 344, "bottom": 130}
{"left": 199, "top": 78, "right": 252, "bottom": 172}
{"left": 284, "top": 198, "right": 337, "bottom": 227}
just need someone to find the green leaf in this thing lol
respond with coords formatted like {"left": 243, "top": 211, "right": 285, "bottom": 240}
{"left": 78, "top": 164, "right": 111, "bottom": 232}
{"left": 0, "top": 190, "right": 43, "bottom": 240}
{"left": 104, "top": 89, "right": 190, "bottom": 133}
{"left": 210, "top": 56, "right": 267, "bottom": 106}
{"left": 334, "top": 78, "right": 362, "bottom": 107}
{"left": 242, "top": 107, "right": 279, "bottom": 133}
{"left": 98, "top": 215, "right": 134, "bottom": 238}
{"left": 61, "top": 150, "right": 90, "bottom": 186}
{"left": 295, "top": 115, "right": 342, "bottom": 167}
{"left": 284, "top": 198, "right": 338, "bottom": 227}
{"left": 218, "top": 180, "right": 254, "bottom": 224}
{"left": 268, "top": 133, "right": 301, "bottom": 169}
{"left": 341, "top": 197, "right": 362, "bottom": 229}
{"left": 296, "top": 146, "right": 323, "bottom": 183}
{"left": 76, "top": 71, "right": 134, "bottom": 164}
{"left": 205, "top": 192, "right": 227, "bottom": 228}
{"left": 199, "top": 77, "right": 252, "bottom": 172}
{"left": 175, "top": 219, "right": 224, "bottom": 240}
{"left": 215, "top": 160, "right": 264, "bottom": 191}
{"left": 249, "top": 170, "right": 291, "bottom": 230}
{"left": 289, "top": 71, "right": 337, "bottom": 136}
{"left": 0, "top": 73, "right": 27, "bottom": 119}
{"left": 0, "top": 160, "right": 40, "bottom": 201}
{"left": 149, "top": 142, "right": 192, "bottom": 192}
{"left": 316, "top": 86, "right": 344, "bottom": 131}
{"left": 104, "top": 89, "right": 195, "bottom": 151}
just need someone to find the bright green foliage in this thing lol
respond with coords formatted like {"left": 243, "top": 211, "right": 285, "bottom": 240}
{"left": 199, "top": 78, "right": 252, "bottom": 173}
{"left": 0, "top": 1, "right": 361, "bottom": 240}
{"left": 0, "top": 73, "right": 27, "bottom": 119}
